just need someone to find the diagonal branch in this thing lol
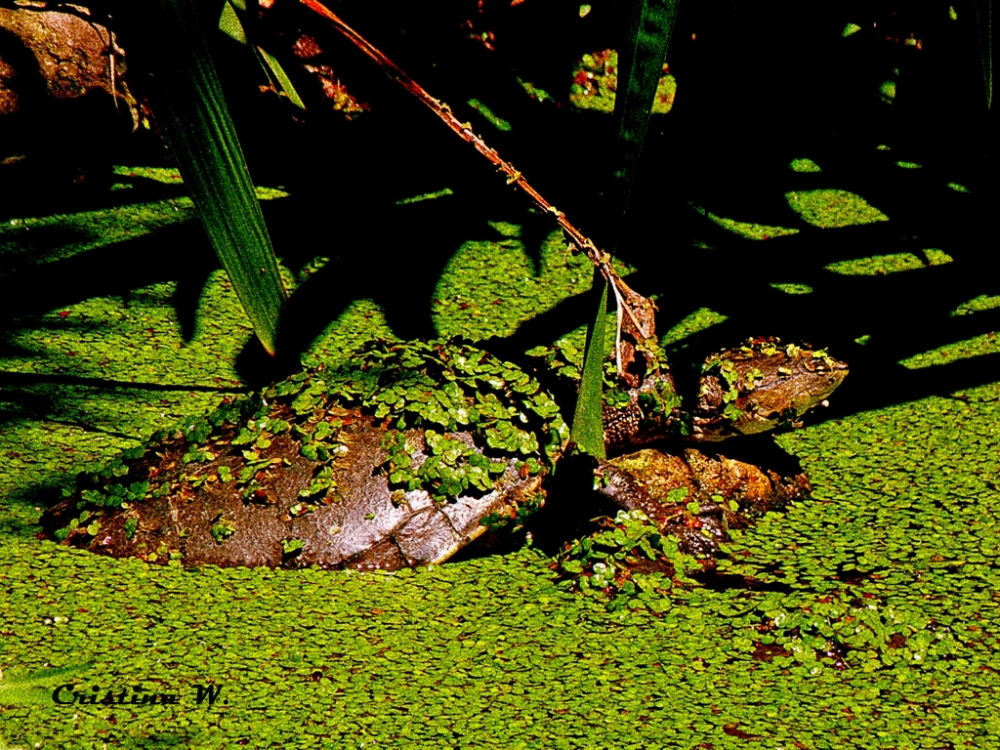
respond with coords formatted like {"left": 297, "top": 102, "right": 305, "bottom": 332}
{"left": 299, "top": 0, "right": 658, "bottom": 375}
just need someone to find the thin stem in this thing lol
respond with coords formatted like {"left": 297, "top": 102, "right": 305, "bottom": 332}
{"left": 299, "top": 0, "right": 656, "bottom": 351}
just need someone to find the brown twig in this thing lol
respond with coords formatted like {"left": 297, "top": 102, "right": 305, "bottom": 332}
{"left": 299, "top": 0, "right": 658, "bottom": 374}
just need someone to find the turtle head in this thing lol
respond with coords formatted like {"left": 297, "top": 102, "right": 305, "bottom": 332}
{"left": 691, "top": 338, "right": 848, "bottom": 441}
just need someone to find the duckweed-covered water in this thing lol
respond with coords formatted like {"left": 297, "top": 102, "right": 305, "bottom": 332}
{"left": 1, "top": 140, "right": 996, "bottom": 750}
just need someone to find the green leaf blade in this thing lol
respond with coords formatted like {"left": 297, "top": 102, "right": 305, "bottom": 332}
{"left": 971, "top": 0, "right": 992, "bottom": 108}
{"left": 220, "top": 0, "right": 307, "bottom": 109}
{"left": 141, "top": 0, "right": 288, "bottom": 355}
{"left": 571, "top": 276, "right": 608, "bottom": 459}
{"left": 609, "top": 0, "right": 680, "bottom": 236}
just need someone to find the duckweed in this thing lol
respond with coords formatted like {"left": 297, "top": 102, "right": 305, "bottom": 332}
{"left": 786, "top": 189, "right": 890, "bottom": 228}
{"left": 1, "top": 91, "right": 996, "bottom": 747}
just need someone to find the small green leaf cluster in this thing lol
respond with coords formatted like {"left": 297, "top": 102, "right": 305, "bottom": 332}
{"left": 482, "top": 490, "right": 544, "bottom": 533}
{"left": 556, "top": 510, "right": 701, "bottom": 612}
{"left": 298, "top": 465, "right": 335, "bottom": 500}
{"left": 182, "top": 416, "right": 214, "bottom": 446}
{"left": 231, "top": 415, "right": 291, "bottom": 450}
{"left": 210, "top": 514, "right": 236, "bottom": 544}
{"left": 525, "top": 338, "right": 583, "bottom": 383}
{"left": 78, "top": 477, "right": 148, "bottom": 509}
{"left": 602, "top": 383, "right": 632, "bottom": 409}
{"left": 529, "top": 338, "right": 681, "bottom": 429}
{"left": 749, "top": 592, "right": 958, "bottom": 671}
{"left": 381, "top": 430, "right": 507, "bottom": 503}
{"left": 144, "top": 540, "right": 176, "bottom": 564}
{"left": 56, "top": 454, "right": 154, "bottom": 539}
{"left": 281, "top": 538, "right": 305, "bottom": 556}
{"left": 289, "top": 413, "right": 348, "bottom": 512}
{"left": 288, "top": 340, "right": 565, "bottom": 449}
{"left": 637, "top": 377, "right": 683, "bottom": 425}
{"left": 53, "top": 509, "right": 102, "bottom": 541}
{"left": 135, "top": 376, "right": 344, "bottom": 518}
{"left": 703, "top": 352, "right": 765, "bottom": 424}
{"left": 284, "top": 339, "right": 568, "bottom": 502}
{"left": 227, "top": 449, "right": 282, "bottom": 505}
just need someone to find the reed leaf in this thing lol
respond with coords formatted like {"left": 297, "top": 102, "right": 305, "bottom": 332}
{"left": 219, "top": 0, "right": 306, "bottom": 109}
{"left": 608, "top": 0, "right": 680, "bottom": 239}
{"left": 971, "top": 0, "right": 992, "bottom": 108}
{"left": 571, "top": 275, "right": 608, "bottom": 459}
{"left": 140, "top": 0, "right": 287, "bottom": 355}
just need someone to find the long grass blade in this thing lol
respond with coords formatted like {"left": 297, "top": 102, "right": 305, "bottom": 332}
{"left": 571, "top": 275, "right": 608, "bottom": 460}
{"left": 141, "top": 0, "right": 287, "bottom": 355}
{"left": 972, "top": 0, "right": 992, "bottom": 108}
{"left": 609, "top": 0, "right": 680, "bottom": 238}
{"left": 219, "top": 0, "right": 306, "bottom": 109}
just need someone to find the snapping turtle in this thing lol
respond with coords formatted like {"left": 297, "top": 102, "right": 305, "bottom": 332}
{"left": 555, "top": 336, "right": 848, "bottom": 567}
{"left": 41, "top": 337, "right": 847, "bottom": 570}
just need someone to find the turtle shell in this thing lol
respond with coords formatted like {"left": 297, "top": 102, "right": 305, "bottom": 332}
{"left": 41, "top": 340, "right": 568, "bottom": 569}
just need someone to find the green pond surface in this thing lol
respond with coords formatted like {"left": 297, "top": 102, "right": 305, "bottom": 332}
{"left": 1, "top": 137, "right": 997, "bottom": 750}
